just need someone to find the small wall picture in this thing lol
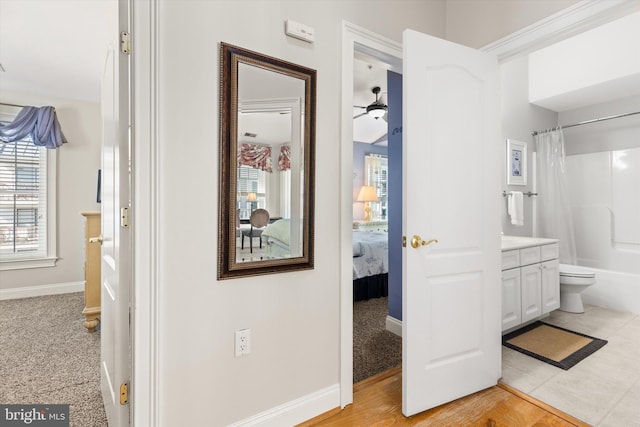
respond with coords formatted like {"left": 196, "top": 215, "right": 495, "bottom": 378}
{"left": 506, "top": 139, "right": 527, "bottom": 186}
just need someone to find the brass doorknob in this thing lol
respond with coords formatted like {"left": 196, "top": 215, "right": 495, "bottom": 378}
{"left": 89, "top": 235, "right": 103, "bottom": 245}
{"left": 410, "top": 235, "right": 438, "bottom": 249}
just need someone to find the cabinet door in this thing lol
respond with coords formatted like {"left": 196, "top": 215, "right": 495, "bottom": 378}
{"left": 541, "top": 259, "right": 560, "bottom": 313}
{"left": 521, "top": 264, "right": 542, "bottom": 322}
{"left": 502, "top": 268, "right": 522, "bottom": 331}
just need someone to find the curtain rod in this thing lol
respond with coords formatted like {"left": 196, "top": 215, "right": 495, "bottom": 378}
{"left": 532, "top": 111, "right": 640, "bottom": 136}
{"left": 0, "top": 102, "right": 26, "bottom": 108}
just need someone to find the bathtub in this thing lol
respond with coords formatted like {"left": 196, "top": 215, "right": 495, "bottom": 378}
{"left": 581, "top": 267, "right": 640, "bottom": 315}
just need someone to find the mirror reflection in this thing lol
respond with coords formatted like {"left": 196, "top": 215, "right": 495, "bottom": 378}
{"left": 218, "top": 43, "right": 315, "bottom": 279}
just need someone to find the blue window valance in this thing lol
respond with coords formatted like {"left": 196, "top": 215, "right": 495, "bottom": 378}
{"left": 0, "top": 106, "right": 68, "bottom": 149}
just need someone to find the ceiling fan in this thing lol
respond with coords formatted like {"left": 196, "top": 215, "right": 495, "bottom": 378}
{"left": 354, "top": 86, "right": 388, "bottom": 121}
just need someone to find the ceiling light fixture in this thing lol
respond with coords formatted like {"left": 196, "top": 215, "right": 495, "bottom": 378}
{"left": 366, "top": 86, "right": 387, "bottom": 119}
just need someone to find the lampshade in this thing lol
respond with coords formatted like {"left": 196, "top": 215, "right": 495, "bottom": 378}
{"left": 356, "top": 185, "right": 379, "bottom": 203}
{"left": 367, "top": 106, "right": 386, "bottom": 119}
{"left": 247, "top": 192, "right": 257, "bottom": 202}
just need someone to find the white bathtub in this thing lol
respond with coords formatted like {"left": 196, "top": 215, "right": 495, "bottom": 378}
{"left": 581, "top": 267, "right": 640, "bottom": 315}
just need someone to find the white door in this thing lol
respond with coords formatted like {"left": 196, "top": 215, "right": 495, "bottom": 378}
{"left": 100, "top": 4, "right": 131, "bottom": 424}
{"left": 402, "top": 29, "right": 501, "bottom": 416}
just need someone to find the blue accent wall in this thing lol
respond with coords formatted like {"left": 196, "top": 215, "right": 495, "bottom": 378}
{"left": 387, "top": 70, "right": 403, "bottom": 321}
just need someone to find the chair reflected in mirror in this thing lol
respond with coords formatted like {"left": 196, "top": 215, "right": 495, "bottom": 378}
{"left": 241, "top": 208, "right": 270, "bottom": 253}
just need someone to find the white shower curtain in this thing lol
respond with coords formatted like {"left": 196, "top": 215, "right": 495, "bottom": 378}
{"left": 535, "top": 128, "right": 577, "bottom": 264}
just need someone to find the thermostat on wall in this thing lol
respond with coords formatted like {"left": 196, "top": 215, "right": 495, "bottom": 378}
{"left": 285, "top": 19, "right": 315, "bottom": 43}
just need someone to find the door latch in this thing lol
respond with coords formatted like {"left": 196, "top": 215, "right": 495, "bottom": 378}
{"left": 121, "top": 207, "right": 130, "bottom": 228}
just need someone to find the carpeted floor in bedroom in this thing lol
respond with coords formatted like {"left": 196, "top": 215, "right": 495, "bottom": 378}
{"left": 0, "top": 292, "right": 107, "bottom": 427}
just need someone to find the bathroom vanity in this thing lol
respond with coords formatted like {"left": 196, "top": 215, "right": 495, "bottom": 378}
{"left": 501, "top": 236, "right": 560, "bottom": 332}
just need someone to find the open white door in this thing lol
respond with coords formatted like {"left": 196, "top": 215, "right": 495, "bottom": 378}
{"left": 402, "top": 29, "right": 501, "bottom": 416}
{"left": 100, "top": 4, "right": 131, "bottom": 425}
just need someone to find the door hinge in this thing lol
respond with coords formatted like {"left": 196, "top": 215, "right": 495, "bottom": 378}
{"left": 120, "top": 31, "right": 131, "bottom": 55}
{"left": 120, "top": 382, "right": 129, "bottom": 405}
{"left": 120, "top": 207, "right": 130, "bottom": 228}
{"left": 402, "top": 235, "right": 406, "bottom": 248}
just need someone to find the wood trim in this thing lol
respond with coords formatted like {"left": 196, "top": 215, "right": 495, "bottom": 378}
{"left": 353, "top": 365, "right": 401, "bottom": 394}
{"left": 497, "top": 382, "right": 591, "bottom": 427}
{"left": 302, "top": 367, "right": 592, "bottom": 426}
{"left": 296, "top": 367, "right": 402, "bottom": 427}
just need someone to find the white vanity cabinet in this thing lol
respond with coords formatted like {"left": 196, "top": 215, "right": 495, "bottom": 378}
{"left": 501, "top": 237, "right": 560, "bottom": 332}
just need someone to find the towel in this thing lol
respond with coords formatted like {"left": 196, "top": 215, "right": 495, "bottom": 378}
{"left": 508, "top": 191, "right": 524, "bottom": 226}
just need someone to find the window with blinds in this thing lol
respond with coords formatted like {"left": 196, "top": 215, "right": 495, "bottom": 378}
{"left": 237, "top": 165, "right": 266, "bottom": 219}
{"left": 364, "top": 154, "right": 389, "bottom": 221}
{"left": 0, "top": 139, "right": 48, "bottom": 259}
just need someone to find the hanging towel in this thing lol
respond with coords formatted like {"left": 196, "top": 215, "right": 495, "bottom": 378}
{"left": 508, "top": 191, "right": 524, "bottom": 226}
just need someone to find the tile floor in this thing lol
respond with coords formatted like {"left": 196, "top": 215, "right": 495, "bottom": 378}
{"left": 501, "top": 304, "right": 640, "bottom": 426}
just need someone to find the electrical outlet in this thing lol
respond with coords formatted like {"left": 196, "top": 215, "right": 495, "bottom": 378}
{"left": 235, "top": 329, "right": 251, "bottom": 357}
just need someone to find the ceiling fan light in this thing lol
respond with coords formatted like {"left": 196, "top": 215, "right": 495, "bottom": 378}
{"left": 368, "top": 106, "right": 386, "bottom": 119}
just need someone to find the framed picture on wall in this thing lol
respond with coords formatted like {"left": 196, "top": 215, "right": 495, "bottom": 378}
{"left": 506, "top": 139, "right": 527, "bottom": 186}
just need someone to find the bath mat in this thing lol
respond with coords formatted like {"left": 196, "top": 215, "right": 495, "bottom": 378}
{"left": 502, "top": 321, "right": 607, "bottom": 370}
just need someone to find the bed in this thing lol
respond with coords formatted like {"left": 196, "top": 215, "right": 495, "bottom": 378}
{"left": 352, "top": 230, "right": 389, "bottom": 301}
{"left": 262, "top": 219, "right": 292, "bottom": 259}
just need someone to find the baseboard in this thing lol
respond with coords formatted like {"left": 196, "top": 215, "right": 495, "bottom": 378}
{"left": 228, "top": 383, "right": 340, "bottom": 427}
{"left": 385, "top": 315, "right": 402, "bottom": 337}
{"left": 0, "top": 281, "right": 84, "bottom": 300}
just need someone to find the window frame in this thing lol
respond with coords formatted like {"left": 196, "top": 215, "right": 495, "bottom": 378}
{"left": 0, "top": 107, "right": 58, "bottom": 271}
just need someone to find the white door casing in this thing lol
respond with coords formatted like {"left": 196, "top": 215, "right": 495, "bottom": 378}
{"left": 100, "top": 11, "right": 131, "bottom": 426}
{"left": 402, "top": 29, "right": 502, "bottom": 416}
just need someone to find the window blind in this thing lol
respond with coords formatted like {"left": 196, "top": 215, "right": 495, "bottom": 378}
{"left": 0, "top": 139, "right": 47, "bottom": 257}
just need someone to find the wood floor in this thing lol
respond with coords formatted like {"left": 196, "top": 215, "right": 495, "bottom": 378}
{"left": 299, "top": 366, "right": 590, "bottom": 427}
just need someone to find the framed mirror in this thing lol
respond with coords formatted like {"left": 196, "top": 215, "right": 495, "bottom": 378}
{"left": 218, "top": 43, "right": 316, "bottom": 279}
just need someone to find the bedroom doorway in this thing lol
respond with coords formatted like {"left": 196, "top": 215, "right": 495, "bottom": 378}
{"left": 351, "top": 46, "right": 403, "bottom": 384}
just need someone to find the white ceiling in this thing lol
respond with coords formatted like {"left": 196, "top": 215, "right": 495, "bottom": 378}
{"left": 0, "top": 0, "right": 116, "bottom": 103}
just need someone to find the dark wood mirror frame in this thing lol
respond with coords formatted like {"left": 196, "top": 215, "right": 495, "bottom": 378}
{"left": 218, "top": 43, "right": 316, "bottom": 279}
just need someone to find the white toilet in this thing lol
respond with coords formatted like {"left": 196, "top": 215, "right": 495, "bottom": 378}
{"left": 559, "top": 264, "right": 596, "bottom": 313}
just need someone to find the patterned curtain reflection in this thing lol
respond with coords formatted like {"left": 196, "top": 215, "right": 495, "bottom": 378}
{"left": 278, "top": 145, "right": 291, "bottom": 171}
{"left": 238, "top": 143, "right": 272, "bottom": 172}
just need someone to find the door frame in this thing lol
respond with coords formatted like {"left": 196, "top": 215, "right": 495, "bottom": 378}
{"left": 339, "top": 0, "right": 636, "bottom": 410}
{"left": 340, "top": 22, "right": 402, "bottom": 407}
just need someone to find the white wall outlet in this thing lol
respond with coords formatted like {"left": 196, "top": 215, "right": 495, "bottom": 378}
{"left": 235, "top": 329, "right": 251, "bottom": 357}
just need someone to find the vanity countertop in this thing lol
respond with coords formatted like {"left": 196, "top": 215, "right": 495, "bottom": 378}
{"left": 501, "top": 235, "right": 559, "bottom": 252}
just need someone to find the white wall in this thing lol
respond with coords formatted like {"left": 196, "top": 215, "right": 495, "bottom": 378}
{"left": 149, "top": 1, "right": 445, "bottom": 425}
{"left": 499, "top": 56, "right": 558, "bottom": 236}
{"left": 529, "top": 12, "right": 640, "bottom": 112}
{"left": 0, "top": 90, "right": 101, "bottom": 296}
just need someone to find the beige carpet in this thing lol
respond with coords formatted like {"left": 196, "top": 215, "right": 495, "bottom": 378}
{"left": 0, "top": 292, "right": 107, "bottom": 426}
{"left": 503, "top": 321, "right": 607, "bottom": 370}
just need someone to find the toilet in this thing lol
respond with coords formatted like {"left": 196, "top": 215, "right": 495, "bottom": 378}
{"left": 559, "top": 264, "right": 596, "bottom": 313}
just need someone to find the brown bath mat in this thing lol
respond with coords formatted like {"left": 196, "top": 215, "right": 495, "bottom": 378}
{"left": 502, "top": 321, "right": 607, "bottom": 370}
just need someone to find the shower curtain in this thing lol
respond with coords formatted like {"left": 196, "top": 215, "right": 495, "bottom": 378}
{"left": 535, "top": 128, "right": 577, "bottom": 264}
